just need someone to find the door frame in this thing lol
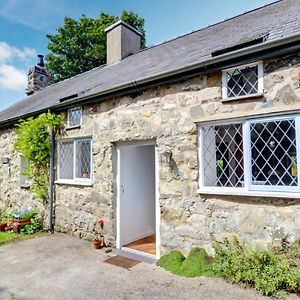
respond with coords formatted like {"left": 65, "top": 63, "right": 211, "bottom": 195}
{"left": 115, "top": 140, "right": 160, "bottom": 259}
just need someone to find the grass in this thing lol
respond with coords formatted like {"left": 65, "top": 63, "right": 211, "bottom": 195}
{"left": 0, "top": 231, "right": 42, "bottom": 246}
{"left": 157, "top": 247, "right": 215, "bottom": 278}
{"left": 0, "top": 232, "right": 18, "bottom": 245}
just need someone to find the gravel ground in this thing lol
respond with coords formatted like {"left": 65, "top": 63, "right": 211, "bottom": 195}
{"left": 0, "top": 234, "right": 298, "bottom": 300}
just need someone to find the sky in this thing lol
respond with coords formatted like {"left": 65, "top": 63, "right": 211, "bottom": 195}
{"left": 0, "top": 0, "right": 273, "bottom": 111}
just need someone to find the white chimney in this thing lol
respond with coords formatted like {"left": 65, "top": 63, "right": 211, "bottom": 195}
{"left": 105, "top": 20, "right": 142, "bottom": 65}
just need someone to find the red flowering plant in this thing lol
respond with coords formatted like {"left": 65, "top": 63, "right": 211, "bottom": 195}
{"left": 98, "top": 219, "right": 104, "bottom": 228}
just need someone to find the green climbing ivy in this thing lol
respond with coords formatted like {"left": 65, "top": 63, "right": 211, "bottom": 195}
{"left": 14, "top": 113, "right": 61, "bottom": 203}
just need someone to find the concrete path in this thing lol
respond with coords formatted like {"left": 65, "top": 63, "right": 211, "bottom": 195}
{"left": 0, "top": 234, "right": 296, "bottom": 300}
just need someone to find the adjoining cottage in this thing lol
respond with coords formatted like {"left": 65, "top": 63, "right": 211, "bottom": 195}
{"left": 0, "top": 0, "right": 300, "bottom": 261}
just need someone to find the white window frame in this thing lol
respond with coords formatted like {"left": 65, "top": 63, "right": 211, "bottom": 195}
{"left": 67, "top": 107, "right": 82, "bottom": 129}
{"left": 221, "top": 62, "right": 264, "bottom": 100}
{"left": 198, "top": 114, "right": 300, "bottom": 198}
{"left": 56, "top": 137, "right": 93, "bottom": 186}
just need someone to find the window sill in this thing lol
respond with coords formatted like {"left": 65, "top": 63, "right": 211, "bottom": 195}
{"left": 55, "top": 180, "right": 93, "bottom": 187}
{"left": 65, "top": 125, "right": 81, "bottom": 130}
{"left": 198, "top": 188, "right": 300, "bottom": 199}
{"left": 222, "top": 93, "right": 264, "bottom": 103}
{"left": 20, "top": 184, "right": 30, "bottom": 189}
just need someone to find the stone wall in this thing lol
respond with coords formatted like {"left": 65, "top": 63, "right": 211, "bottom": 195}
{"left": 0, "top": 129, "right": 44, "bottom": 212}
{"left": 1, "top": 52, "right": 300, "bottom": 254}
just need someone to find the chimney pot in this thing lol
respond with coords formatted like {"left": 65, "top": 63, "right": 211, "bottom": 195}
{"left": 37, "top": 54, "right": 45, "bottom": 67}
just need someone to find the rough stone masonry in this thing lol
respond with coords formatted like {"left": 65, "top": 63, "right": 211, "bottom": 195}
{"left": 0, "top": 53, "right": 300, "bottom": 254}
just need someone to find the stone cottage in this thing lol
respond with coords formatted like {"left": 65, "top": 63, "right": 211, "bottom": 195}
{"left": 0, "top": 0, "right": 300, "bottom": 261}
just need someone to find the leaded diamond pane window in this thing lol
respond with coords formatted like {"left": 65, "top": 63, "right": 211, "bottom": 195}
{"left": 58, "top": 138, "right": 92, "bottom": 183}
{"left": 222, "top": 63, "right": 263, "bottom": 99}
{"left": 202, "top": 123, "right": 244, "bottom": 187}
{"left": 199, "top": 115, "right": 300, "bottom": 194}
{"left": 67, "top": 107, "right": 82, "bottom": 128}
{"left": 58, "top": 141, "right": 74, "bottom": 180}
{"left": 75, "top": 140, "right": 91, "bottom": 179}
{"left": 250, "top": 119, "right": 297, "bottom": 187}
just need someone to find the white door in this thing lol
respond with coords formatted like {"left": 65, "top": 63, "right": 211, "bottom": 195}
{"left": 116, "top": 143, "right": 156, "bottom": 247}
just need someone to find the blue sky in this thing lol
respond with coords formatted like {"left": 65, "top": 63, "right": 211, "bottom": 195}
{"left": 0, "top": 0, "right": 272, "bottom": 111}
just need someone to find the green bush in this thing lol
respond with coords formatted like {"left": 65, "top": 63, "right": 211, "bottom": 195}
{"left": 212, "top": 236, "right": 300, "bottom": 295}
{"left": 20, "top": 214, "right": 43, "bottom": 235}
{"left": 0, "top": 209, "right": 14, "bottom": 222}
{"left": 157, "top": 250, "right": 185, "bottom": 274}
{"left": 157, "top": 248, "right": 215, "bottom": 278}
{"left": 14, "top": 113, "right": 61, "bottom": 202}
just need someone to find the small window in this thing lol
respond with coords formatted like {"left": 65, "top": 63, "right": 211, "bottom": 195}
{"left": 199, "top": 115, "right": 300, "bottom": 194}
{"left": 222, "top": 62, "right": 263, "bottom": 100}
{"left": 57, "top": 138, "right": 92, "bottom": 184}
{"left": 67, "top": 107, "right": 82, "bottom": 128}
{"left": 19, "top": 156, "right": 30, "bottom": 187}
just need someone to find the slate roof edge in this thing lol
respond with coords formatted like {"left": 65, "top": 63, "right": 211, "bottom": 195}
{"left": 0, "top": 32, "right": 299, "bottom": 129}
{"left": 50, "top": 32, "right": 300, "bottom": 107}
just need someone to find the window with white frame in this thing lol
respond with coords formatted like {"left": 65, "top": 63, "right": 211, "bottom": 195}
{"left": 67, "top": 107, "right": 82, "bottom": 128}
{"left": 199, "top": 115, "right": 300, "bottom": 194}
{"left": 222, "top": 62, "right": 263, "bottom": 99}
{"left": 57, "top": 138, "right": 92, "bottom": 184}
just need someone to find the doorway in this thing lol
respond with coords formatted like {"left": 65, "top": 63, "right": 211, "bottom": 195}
{"left": 116, "top": 141, "right": 159, "bottom": 260}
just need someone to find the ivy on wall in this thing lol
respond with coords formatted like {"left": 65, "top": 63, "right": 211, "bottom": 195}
{"left": 14, "top": 113, "right": 61, "bottom": 203}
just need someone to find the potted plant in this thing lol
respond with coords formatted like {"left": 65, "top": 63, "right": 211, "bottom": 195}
{"left": 93, "top": 235, "right": 103, "bottom": 249}
{"left": 92, "top": 219, "right": 105, "bottom": 250}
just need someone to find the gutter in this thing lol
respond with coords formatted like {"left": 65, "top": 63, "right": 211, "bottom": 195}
{"left": 1, "top": 32, "right": 300, "bottom": 127}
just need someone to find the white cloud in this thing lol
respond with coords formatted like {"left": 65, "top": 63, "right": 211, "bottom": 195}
{"left": 0, "top": 64, "right": 27, "bottom": 91}
{"left": 0, "top": 42, "right": 36, "bottom": 64}
{"left": 0, "top": 42, "right": 36, "bottom": 92}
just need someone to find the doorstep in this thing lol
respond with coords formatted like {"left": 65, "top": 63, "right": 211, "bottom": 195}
{"left": 115, "top": 247, "right": 156, "bottom": 264}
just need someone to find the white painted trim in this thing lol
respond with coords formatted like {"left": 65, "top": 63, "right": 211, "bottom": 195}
{"left": 121, "top": 246, "right": 156, "bottom": 260}
{"left": 155, "top": 145, "right": 161, "bottom": 260}
{"left": 221, "top": 70, "right": 228, "bottom": 99}
{"left": 116, "top": 147, "right": 121, "bottom": 249}
{"left": 55, "top": 180, "right": 93, "bottom": 186}
{"left": 257, "top": 62, "right": 264, "bottom": 93}
{"left": 198, "top": 113, "right": 300, "bottom": 196}
{"left": 243, "top": 122, "right": 250, "bottom": 190}
{"left": 66, "top": 107, "right": 82, "bottom": 129}
{"left": 198, "top": 126, "right": 204, "bottom": 189}
{"left": 56, "top": 137, "right": 93, "bottom": 185}
{"left": 115, "top": 141, "right": 160, "bottom": 259}
{"left": 296, "top": 117, "right": 300, "bottom": 189}
{"left": 221, "top": 61, "right": 263, "bottom": 100}
{"left": 198, "top": 188, "right": 300, "bottom": 199}
{"left": 221, "top": 93, "right": 263, "bottom": 102}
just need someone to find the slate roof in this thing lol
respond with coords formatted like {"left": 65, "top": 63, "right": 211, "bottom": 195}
{"left": 0, "top": 0, "right": 300, "bottom": 124}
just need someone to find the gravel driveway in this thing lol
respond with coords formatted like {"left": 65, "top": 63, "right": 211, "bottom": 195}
{"left": 0, "top": 234, "right": 296, "bottom": 300}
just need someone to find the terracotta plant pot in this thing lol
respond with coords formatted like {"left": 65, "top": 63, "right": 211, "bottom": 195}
{"left": 0, "top": 222, "right": 7, "bottom": 232}
{"left": 4, "top": 219, "right": 31, "bottom": 233}
{"left": 93, "top": 240, "right": 102, "bottom": 249}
